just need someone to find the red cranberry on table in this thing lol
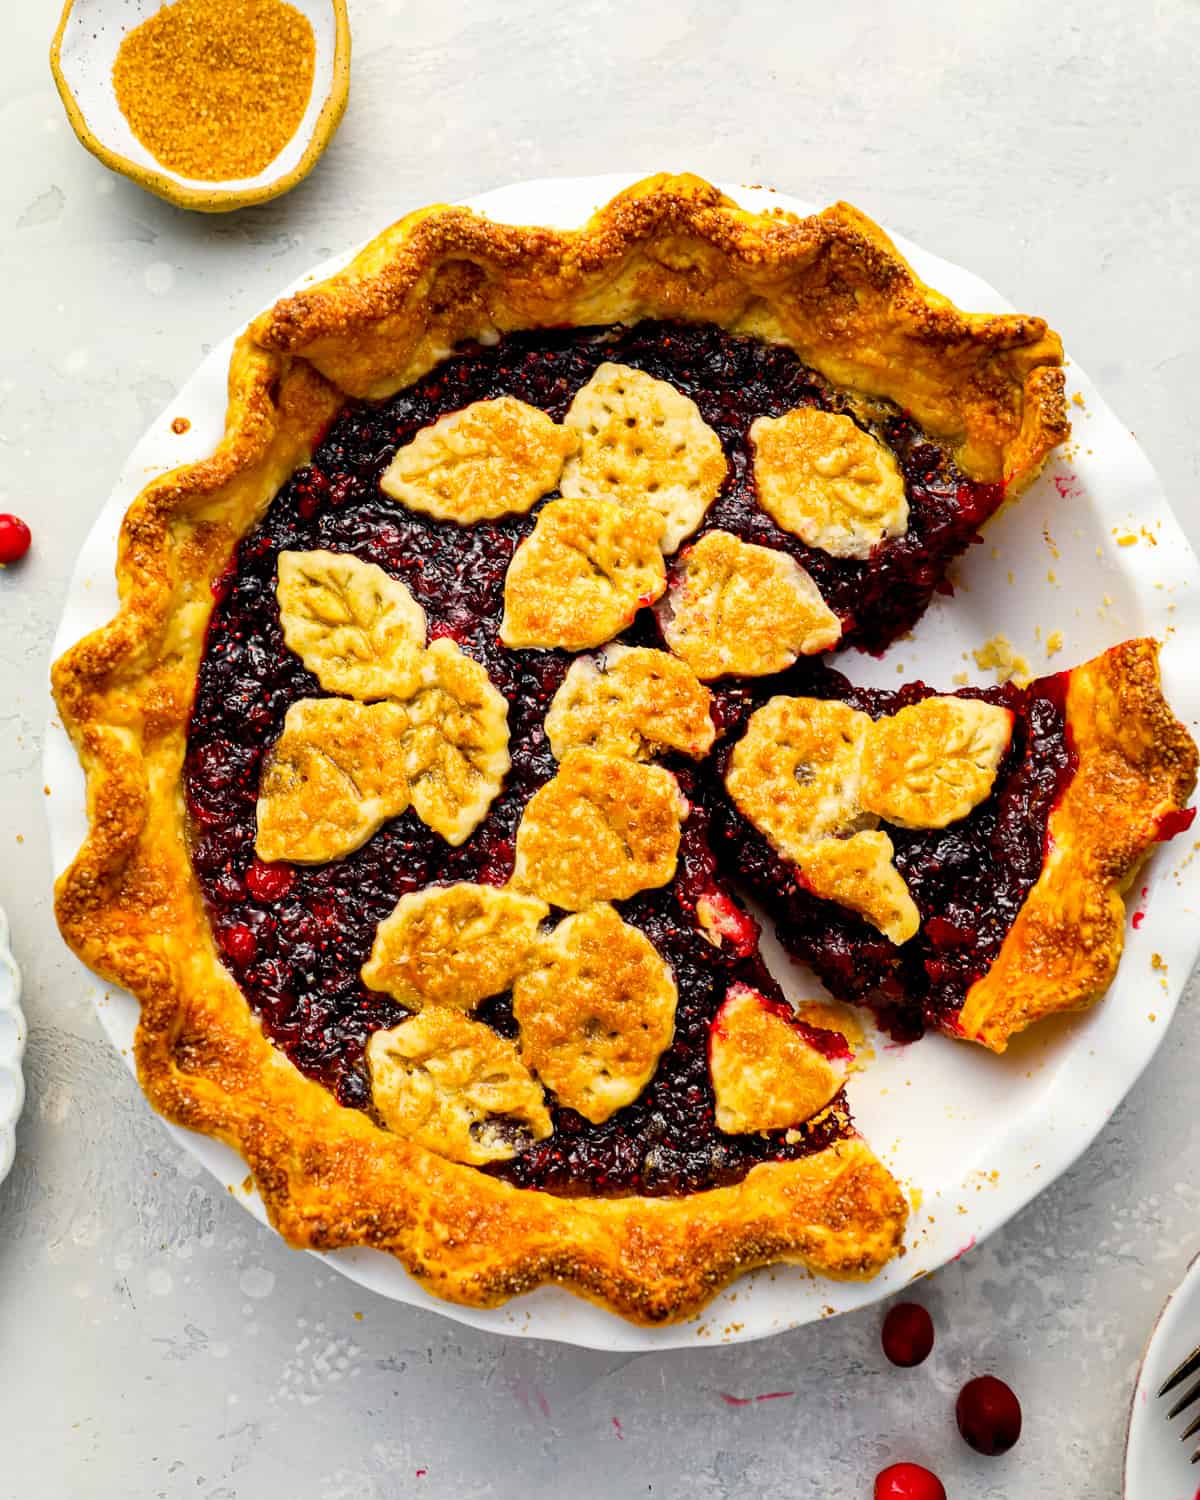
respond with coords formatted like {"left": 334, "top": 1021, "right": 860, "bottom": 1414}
{"left": 0, "top": 514, "right": 31, "bottom": 565}
{"left": 881, "top": 1302, "right": 935, "bottom": 1367}
{"left": 956, "top": 1374, "right": 1023, "bottom": 1455}
{"left": 874, "top": 1463, "right": 946, "bottom": 1500}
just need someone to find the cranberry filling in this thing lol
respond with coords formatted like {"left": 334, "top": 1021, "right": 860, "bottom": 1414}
{"left": 708, "top": 664, "right": 1076, "bottom": 1040}
{"left": 185, "top": 319, "right": 1034, "bottom": 1195}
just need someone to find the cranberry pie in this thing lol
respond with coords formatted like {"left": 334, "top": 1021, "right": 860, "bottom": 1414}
{"left": 53, "top": 175, "right": 1196, "bottom": 1325}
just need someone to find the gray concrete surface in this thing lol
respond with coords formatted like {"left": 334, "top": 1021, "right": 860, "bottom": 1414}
{"left": 2, "top": 1, "right": 1199, "bottom": 1495}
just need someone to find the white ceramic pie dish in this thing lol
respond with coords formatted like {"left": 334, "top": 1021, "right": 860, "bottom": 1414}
{"left": 0, "top": 905, "right": 27, "bottom": 1188}
{"left": 44, "top": 174, "right": 1200, "bottom": 1350}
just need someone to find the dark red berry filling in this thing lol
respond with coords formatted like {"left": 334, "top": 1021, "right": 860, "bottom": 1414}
{"left": 184, "top": 319, "right": 1037, "bottom": 1196}
{"left": 707, "top": 663, "right": 1076, "bottom": 1040}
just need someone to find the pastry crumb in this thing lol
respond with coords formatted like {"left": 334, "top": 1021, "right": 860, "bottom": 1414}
{"left": 972, "top": 634, "right": 1032, "bottom": 687}
{"left": 1045, "top": 630, "right": 1064, "bottom": 657}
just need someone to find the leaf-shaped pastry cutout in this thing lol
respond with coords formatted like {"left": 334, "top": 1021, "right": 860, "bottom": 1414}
{"left": 544, "top": 645, "right": 715, "bottom": 762}
{"left": 860, "top": 696, "right": 1015, "bottom": 829}
{"left": 366, "top": 1010, "right": 552, "bottom": 1166}
{"left": 798, "top": 831, "right": 919, "bottom": 945}
{"left": 400, "top": 638, "right": 511, "bottom": 846}
{"left": 512, "top": 903, "right": 677, "bottom": 1123}
{"left": 499, "top": 496, "right": 666, "bottom": 651}
{"left": 750, "top": 408, "right": 908, "bottom": 559}
{"left": 560, "top": 363, "right": 728, "bottom": 552}
{"left": 379, "top": 397, "right": 579, "bottom": 524}
{"left": 725, "top": 695, "right": 876, "bottom": 859}
{"left": 511, "top": 748, "right": 686, "bottom": 910}
{"left": 255, "top": 698, "right": 410, "bottom": 863}
{"left": 277, "top": 550, "right": 426, "bottom": 700}
{"left": 709, "top": 983, "right": 851, "bottom": 1135}
{"left": 362, "top": 882, "right": 548, "bottom": 1011}
{"left": 660, "top": 530, "right": 841, "bottom": 679}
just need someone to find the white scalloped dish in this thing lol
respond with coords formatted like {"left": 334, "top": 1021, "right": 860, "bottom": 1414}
{"left": 44, "top": 176, "right": 1200, "bottom": 1350}
{"left": 0, "top": 907, "right": 27, "bottom": 1187}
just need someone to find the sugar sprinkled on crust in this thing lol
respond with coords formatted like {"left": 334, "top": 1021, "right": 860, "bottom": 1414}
{"left": 513, "top": 903, "right": 677, "bottom": 1123}
{"left": 726, "top": 696, "right": 874, "bottom": 856}
{"left": 362, "top": 883, "right": 548, "bottom": 1011}
{"left": 661, "top": 531, "right": 840, "bottom": 679}
{"left": 860, "top": 697, "right": 1014, "bottom": 830}
{"left": 545, "top": 645, "right": 715, "bottom": 762}
{"left": 750, "top": 408, "right": 908, "bottom": 559}
{"left": 511, "top": 748, "right": 686, "bottom": 909}
{"left": 380, "top": 396, "right": 577, "bottom": 524}
{"left": 500, "top": 496, "right": 666, "bottom": 650}
{"left": 255, "top": 698, "right": 411, "bottom": 863}
{"left": 400, "top": 639, "right": 511, "bottom": 846}
{"left": 798, "top": 832, "right": 920, "bottom": 946}
{"left": 710, "top": 984, "right": 849, "bottom": 1135}
{"left": 276, "top": 549, "right": 427, "bottom": 701}
{"left": 367, "top": 1010, "right": 552, "bottom": 1165}
{"left": 560, "top": 363, "right": 727, "bottom": 553}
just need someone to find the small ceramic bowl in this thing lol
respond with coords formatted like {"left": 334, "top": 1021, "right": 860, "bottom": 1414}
{"left": 50, "top": 0, "right": 350, "bottom": 213}
{"left": 0, "top": 906, "right": 25, "bottom": 1188}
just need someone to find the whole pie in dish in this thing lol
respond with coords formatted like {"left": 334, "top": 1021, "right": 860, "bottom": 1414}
{"left": 52, "top": 175, "right": 1197, "bottom": 1325}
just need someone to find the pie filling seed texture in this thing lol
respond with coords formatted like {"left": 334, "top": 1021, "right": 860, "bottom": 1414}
{"left": 54, "top": 178, "right": 1199, "bottom": 1322}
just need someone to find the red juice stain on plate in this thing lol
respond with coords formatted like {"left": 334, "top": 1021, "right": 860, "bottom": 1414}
{"left": 1156, "top": 806, "right": 1197, "bottom": 841}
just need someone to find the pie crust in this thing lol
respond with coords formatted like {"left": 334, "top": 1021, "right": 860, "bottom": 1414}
{"left": 52, "top": 174, "right": 1093, "bottom": 1324}
{"left": 713, "top": 639, "right": 1197, "bottom": 1051}
{"left": 709, "top": 984, "right": 851, "bottom": 1135}
{"left": 959, "top": 639, "right": 1197, "bottom": 1050}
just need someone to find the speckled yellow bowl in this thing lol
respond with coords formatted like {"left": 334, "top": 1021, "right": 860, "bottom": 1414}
{"left": 50, "top": 0, "right": 350, "bottom": 213}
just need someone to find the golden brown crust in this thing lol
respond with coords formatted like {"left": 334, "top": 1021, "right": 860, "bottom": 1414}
{"left": 252, "top": 174, "right": 1067, "bottom": 484}
{"left": 48, "top": 171, "right": 1081, "bottom": 1324}
{"left": 958, "top": 640, "right": 1198, "bottom": 1051}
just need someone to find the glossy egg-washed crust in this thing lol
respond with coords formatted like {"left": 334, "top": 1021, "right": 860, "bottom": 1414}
{"left": 52, "top": 174, "right": 1074, "bottom": 1324}
{"left": 959, "top": 639, "right": 1197, "bottom": 1052}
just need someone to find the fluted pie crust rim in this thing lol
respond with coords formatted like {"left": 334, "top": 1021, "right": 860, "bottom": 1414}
{"left": 50, "top": 173, "right": 1086, "bottom": 1324}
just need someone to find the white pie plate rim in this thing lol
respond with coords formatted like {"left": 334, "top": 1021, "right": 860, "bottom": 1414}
{"left": 43, "top": 173, "right": 1200, "bottom": 1351}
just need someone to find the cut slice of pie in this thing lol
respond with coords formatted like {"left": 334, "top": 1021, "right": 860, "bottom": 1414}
{"left": 55, "top": 173, "right": 1166, "bottom": 1329}
{"left": 709, "top": 638, "right": 1197, "bottom": 1051}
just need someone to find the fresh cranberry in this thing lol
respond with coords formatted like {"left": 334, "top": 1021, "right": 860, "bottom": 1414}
{"left": 874, "top": 1463, "right": 946, "bottom": 1500}
{"left": 245, "top": 859, "right": 295, "bottom": 903}
{"left": 0, "top": 514, "right": 32, "bottom": 564}
{"left": 956, "top": 1375, "right": 1022, "bottom": 1455}
{"left": 219, "top": 923, "right": 258, "bottom": 967}
{"left": 881, "top": 1303, "right": 935, "bottom": 1367}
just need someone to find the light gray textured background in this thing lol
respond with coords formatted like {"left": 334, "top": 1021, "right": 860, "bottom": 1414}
{"left": 3, "top": 2, "right": 1199, "bottom": 1495}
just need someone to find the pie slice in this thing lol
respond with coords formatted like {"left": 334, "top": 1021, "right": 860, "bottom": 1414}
{"left": 54, "top": 173, "right": 1139, "bottom": 1329}
{"left": 710, "top": 638, "right": 1197, "bottom": 1051}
